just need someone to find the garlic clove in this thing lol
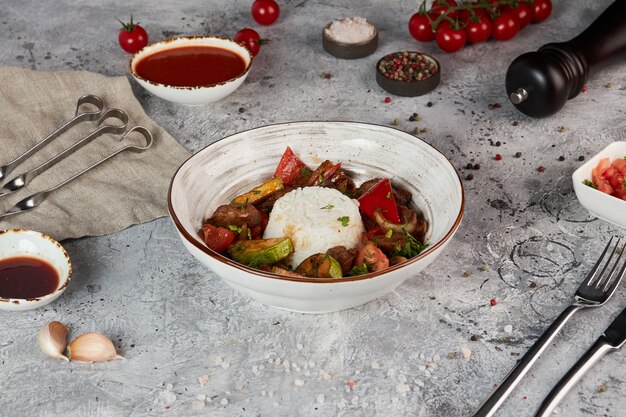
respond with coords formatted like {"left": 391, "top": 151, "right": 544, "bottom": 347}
{"left": 38, "top": 321, "right": 69, "bottom": 362}
{"left": 67, "top": 332, "right": 124, "bottom": 363}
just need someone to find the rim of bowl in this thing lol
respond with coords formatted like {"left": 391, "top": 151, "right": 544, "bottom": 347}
{"left": 168, "top": 121, "right": 465, "bottom": 284}
{"left": 376, "top": 52, "right": 440, "bottom": 84}
{"left": 129, "top": 36, "right": 254, "bottom": 90}
{"left": 322, "top": 20, "right": 379, "bottom": 46}
{"left": 0, "top": 229, "right": 72, "bottom": 304}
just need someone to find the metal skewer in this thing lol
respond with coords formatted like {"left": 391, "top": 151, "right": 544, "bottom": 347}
{"left": 0, "top": 94, "right": 104, "bottom": 182}
{"left": 0, "top": 126, "right": 153, "bottom": 220}
{"left": 0, "top": 109, "right": 128, "bottom": 197}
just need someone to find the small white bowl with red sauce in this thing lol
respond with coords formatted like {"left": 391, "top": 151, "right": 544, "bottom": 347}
{"left": 0, "top": 229, "right": 72, "bottom": 312}
{"left": 130, "top": 36, "right": 253, "bottom": 105}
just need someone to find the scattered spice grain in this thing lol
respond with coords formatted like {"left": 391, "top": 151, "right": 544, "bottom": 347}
{"left": 320, "top": 71, "right": 332, "bottom": 79}
{"left": 238, "top": 107, "right": 245, "bottom": 113}
{"left": 558, "top": 156, "right": 565, "bottom": 161}
{"left": 466, "top": 174, "right": 474, "bottom": 181}
{"left": 537, "top": 165, "right": 546, "bottom": 172}
{"left": 598, "top": 383, "right": 607, "bottom": 393}
{"left": 384, "top": 97, "right": 391, "bottom": 103}
{"left": 474, "top": 163, "right": 481, "bottom": 170}
{"left": 515, "top": 152, "right": 522, "bottom": 158}
{"left": 578, "top": 155, "right": 585, "bottom": 161}
{"left": 495, "top": 154, "right": 503, "bottom": 161}
{"left": 490, "top": 298, "right": 497, "bottom": 306}
{"left": 426, "top": 101, "right": 433, "bottom": 107}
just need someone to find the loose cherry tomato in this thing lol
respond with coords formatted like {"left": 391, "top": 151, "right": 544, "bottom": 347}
{"left": 251, "top": 0, "right": 280, "bottom": 25}
{"left": 531, "top": 0, "right": 552, "bottom": 23}
{"left": 409, "top": 13, "right": 435, "bottom": 42}
{"left": 117, "top": 16, "right": 148, "bottom": 54}
{"left": 234, "top": 28, "right": 264, "bottom": 56}
{"left": 492, "top": 12, "right": 520, "bottom": 41}
{"left": 430, "top": 0, "right": 459, "bottom": 19}
{"left": 504, "top": 3, "right": 532, "bottom": 29}
{"left": 435, "top": 21, "right": 466, "bottom": 53}
{"left": 466, "top": 15, "right": 492, "bottom": 43}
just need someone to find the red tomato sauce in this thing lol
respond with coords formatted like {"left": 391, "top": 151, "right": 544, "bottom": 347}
{"left": 135, "top": 46, "right": 247, "bottom": 87}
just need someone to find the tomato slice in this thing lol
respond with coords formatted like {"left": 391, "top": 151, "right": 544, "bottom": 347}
{"left": 365, "top": 226, "right": 385, "bottom": 240}
{"left": 357, "top": 178, "right": 401, "bottom": 223}
{"left": 274, "top": 147, "right": 306, "bottom": 186}
{"left": 201, "top": 224, "right": 236, "bottom": 253}
{"left": 308, "top": 161, "right": 342, "bottom": 186}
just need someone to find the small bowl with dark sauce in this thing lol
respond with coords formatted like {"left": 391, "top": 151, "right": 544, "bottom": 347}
{"left": 130, "top": 36, "right": 253, "bottom": 106}
{"left": 0, "top": 229, "right": 71, "bottom": 311}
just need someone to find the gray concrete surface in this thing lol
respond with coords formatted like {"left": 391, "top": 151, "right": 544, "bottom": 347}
{"left": 1, "top": 1, "right": 625, "bottom": 416}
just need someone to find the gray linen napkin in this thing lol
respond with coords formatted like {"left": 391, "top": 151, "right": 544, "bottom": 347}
{"left": 0, "top": 67, "right": 190, "bottom": 241}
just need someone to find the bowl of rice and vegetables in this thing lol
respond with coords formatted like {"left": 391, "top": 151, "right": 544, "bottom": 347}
{"left": 168, "top": 122, "right": 463, "bottom": 313}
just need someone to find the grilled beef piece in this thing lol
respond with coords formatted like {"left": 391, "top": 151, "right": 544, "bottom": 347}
{"left": 354, "top": 178, "right": 380, "bottom": 199}
{"left": 392, "top": 183, "right": 412, "bottom": 206}
{"left": 208, "top": 204, "right": 264, "bottom": 229}
{"left": 326, "top": 245, "right": 358, "bottom": 275}
{"left": 254, "top": 187, "right": 293, "bottom": 212}
{"left": 370, "top": 233, "right": 408, "bottom": 253}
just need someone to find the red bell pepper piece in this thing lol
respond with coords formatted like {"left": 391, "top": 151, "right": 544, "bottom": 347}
{"left": 201, "top": 224, "right": 236, "bottom": 253}
{"left": 274, "top": 147, "right": 306, "bottom": 186}
{"left": 357, "top": 178, "right": 401, "bottom": 223}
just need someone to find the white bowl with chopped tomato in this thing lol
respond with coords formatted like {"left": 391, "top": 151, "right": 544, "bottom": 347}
{"left": 168, "top": 122, "right": 464, "bottom": 313}
{"left": 573, "top": 141, "right": 626, "bottom": 228}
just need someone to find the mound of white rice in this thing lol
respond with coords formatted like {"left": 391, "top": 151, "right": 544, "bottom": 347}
{"left": 263, "top": 187, "right": 365, "bottom": 268}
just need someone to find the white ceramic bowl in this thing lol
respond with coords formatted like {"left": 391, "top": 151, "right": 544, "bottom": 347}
{"left": 129, "top": 36, "right": 253, "bottom": 105}
{"left": 0, "top": 229, "right": 72, "bottom": 311}
{"left": 168, "top": 122, "right": 464, "bottom": 313}
{"left": 573, "top": 141, "right": 626, "bottom": 228}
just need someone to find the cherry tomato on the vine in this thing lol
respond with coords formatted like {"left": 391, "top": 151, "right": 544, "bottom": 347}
{"left": 504, "top": 3, "right": 532, "bottom": 29}
{"left": 492, "top": 12, "right": 520, "bottom": 41}
{"left": 430, "top": 0, "right": 459, "bottom": 19}
{"left": 466, "top": 15, "right": 492, "bottom": 43}
{"left": 251, "top": 0, "right": 280, "bottom": 25}
{"left": 409, "top": 13, "right": 435, "bottom": 42}
{"left": 458, "top": 4, "right": 489, "bottom": 25}
{"left": 117, "top": 16, "right": 148, "bottom": 54}
{"left": 234, "top": 28, "right": 264, "bottom": 56}
{"left": 531, "top": 0, "right": 552, "bottom": 23}
{"left": 436, "top": 21, "right": 466, "bottom": 53}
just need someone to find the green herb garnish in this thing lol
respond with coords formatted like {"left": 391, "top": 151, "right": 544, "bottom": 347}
{"left": 348, "top": 262, "right": 369, "bottom": 276}
{"left": 321, "top": 204, "right": 334, "bottom": 210}
{"left": 582, "top": 179, "right": 598, "bottom": 189}
{"left": 227, "top": 225, "right": 242, "bottom": 233}
{"left": 337, "top": 216, "right": 350, "bottom": 227}
{"left": 385, "top": 229, "right": 393, "bottom": 238}
{"left": 386, "top": 192, "right": 393, "bottom": 199}
{"left": 394, "top": 233, "right": 429, "bottom": 258}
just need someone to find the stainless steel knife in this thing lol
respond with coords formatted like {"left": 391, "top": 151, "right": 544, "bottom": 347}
{"left": 534, "top": 306, "right": 626, "bottom": 417}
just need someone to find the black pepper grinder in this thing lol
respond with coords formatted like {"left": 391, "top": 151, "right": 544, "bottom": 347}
{"left": 505, "top": 1, "right": 626, "bottom": 118}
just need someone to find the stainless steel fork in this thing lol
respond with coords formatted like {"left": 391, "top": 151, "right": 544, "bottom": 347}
{"left": 473, "top": 237, "right": 626, "bottom": 417}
